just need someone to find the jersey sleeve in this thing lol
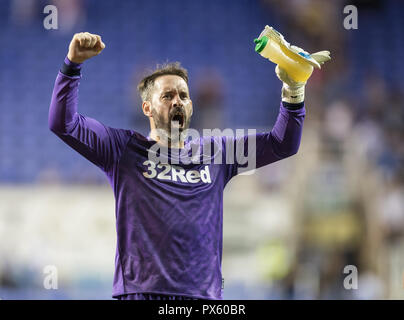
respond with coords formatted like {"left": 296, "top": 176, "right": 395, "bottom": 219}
{"left": 48, "top": 58, "right": 133, "bottom": 172}
{"left": 223, "top": 101, "right": 306, "bottom": 182}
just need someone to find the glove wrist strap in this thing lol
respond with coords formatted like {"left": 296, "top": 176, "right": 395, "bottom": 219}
{"left": 281, "top": 84, "right": 305, "bottom": 104}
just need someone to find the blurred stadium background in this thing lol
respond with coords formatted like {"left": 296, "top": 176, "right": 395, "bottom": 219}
{"left": 1, "top": 0, "right": 404, "bottom": 299}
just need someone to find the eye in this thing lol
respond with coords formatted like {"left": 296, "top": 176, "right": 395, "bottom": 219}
{"left": 181, "top": 93, "right": 188, "bottom": 99}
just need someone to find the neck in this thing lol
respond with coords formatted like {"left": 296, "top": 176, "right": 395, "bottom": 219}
{"left": 149, "top": 130, "right": 185, "bottom": 149}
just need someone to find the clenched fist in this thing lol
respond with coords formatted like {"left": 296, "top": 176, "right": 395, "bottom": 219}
{"left": 67, "top": 32, "right": 106, "bottom": 64}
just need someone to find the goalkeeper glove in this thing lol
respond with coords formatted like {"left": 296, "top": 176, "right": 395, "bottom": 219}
{"left": 276, "top": 45, "right": 331, "bottom": 104}
{"left": 255, "top": 26, "right": 331, "bottom": 104}
{"left": 275, "top": 65, "right": 306, "bottom": 104}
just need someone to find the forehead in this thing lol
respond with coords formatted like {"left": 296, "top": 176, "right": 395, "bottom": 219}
{"left": 153, "top": 75, "right": 188, "bottom": 92}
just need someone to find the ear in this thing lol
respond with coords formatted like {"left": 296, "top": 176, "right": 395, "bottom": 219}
{"left": 189, "top": 99, "right": 193, "bottom": 117}
{"left": 142, "top": 101, "right": 152, "bottom": 117}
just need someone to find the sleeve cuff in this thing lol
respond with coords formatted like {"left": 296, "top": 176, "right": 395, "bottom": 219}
{"left": 282, "top": 101, "right": 304, "bottom": 110}
{"left": 60, "top": 56, "right": 82, "bottom": 77}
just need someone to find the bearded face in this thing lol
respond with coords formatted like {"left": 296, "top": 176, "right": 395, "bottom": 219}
{"left": 148, "top": 75, "right": 193, "bottom": 144}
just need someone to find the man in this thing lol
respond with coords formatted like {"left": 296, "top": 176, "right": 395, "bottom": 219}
{"left": 49, "top": 32, "right": 307, "bottom": 300}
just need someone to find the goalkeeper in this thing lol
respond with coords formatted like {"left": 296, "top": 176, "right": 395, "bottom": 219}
{"left": 48, "top": 29, "right": 330, "bottom": 300}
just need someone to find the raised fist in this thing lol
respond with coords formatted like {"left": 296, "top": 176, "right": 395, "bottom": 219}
{"left": 67, "top": 32, "right": 106, "bottom": 64}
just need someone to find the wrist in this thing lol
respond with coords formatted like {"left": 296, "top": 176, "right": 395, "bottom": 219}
{"left": 65, "top": 56, "right": 82, "bottom": 67}
{"left": 281, "top": 83, "right": 305, "bottom": 104}
{"left": 67, "top": 53, "right": 85, "bottom": 64}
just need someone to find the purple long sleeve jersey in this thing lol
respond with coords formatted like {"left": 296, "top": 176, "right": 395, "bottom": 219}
{"left": 48, "top": 58, "right": 306, "bottom": 299}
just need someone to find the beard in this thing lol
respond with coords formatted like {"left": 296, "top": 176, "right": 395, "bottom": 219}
{"left": 151, "top": 107, "right": 191, "bottom": 145}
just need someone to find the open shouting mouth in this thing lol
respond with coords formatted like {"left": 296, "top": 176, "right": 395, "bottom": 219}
{"left": 170, "top": 110, "right": 185, "bottom": 129}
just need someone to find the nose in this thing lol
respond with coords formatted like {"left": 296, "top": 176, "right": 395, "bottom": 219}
{"left": 172, "top": 94, "right": 182, "bottom": 108}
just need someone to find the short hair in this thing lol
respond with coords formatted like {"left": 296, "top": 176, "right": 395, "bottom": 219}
{"left": 137, "top": 62, "right": 189, "bottom": 102}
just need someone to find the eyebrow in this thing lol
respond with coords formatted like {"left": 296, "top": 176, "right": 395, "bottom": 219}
{"left": 160, "top": 89, "right": 189, "bottom": 94}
